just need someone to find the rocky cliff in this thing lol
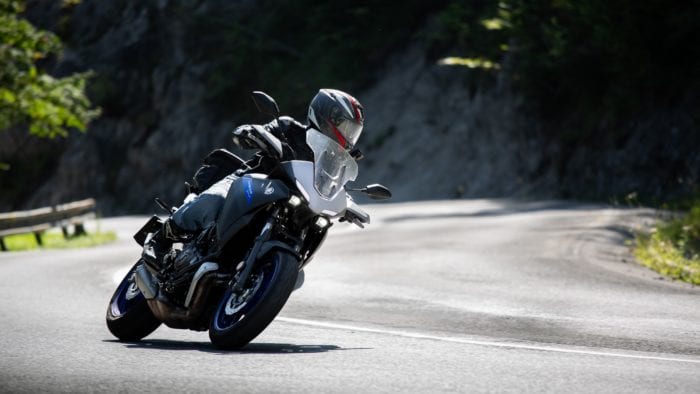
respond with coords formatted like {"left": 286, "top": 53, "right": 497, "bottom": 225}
{"left": 358, "top": 42, "right": 699, "bottom": 204}
{"left": 357, "top": 44, "right": 553, "bottom": 201}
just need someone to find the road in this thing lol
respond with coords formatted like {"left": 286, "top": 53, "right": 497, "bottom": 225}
{"left": 1, "top": 200, "right": 698, "bottom": 393}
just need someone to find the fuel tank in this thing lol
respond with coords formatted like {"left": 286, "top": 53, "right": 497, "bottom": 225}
{"left": 216, "top": 174, "right": 289, "bottom": 242}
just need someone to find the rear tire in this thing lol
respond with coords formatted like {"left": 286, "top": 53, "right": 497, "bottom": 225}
{"left": 106, "top": 261, "right": 161, "bottom": 341}
{"left": 209, "top": 250, "right": 298, "bottom": 349}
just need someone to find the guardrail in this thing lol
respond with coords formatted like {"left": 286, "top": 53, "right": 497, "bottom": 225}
{"left": 0, "top": 198, "right": 96, "bottom": 251}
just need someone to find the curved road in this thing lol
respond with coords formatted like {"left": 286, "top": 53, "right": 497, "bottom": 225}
{"left": 1, "top": 200, "right": 698, "bottom": 393}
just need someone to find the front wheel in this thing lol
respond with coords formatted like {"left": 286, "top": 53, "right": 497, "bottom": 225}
{"left": 209, "top": 250, "right": 299, "bottom": 349}
{"left": 106, "top": 261, "right": 162, "bottom": 341}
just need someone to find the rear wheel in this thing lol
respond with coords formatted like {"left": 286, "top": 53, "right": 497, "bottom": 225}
{"left": 209, "top": 250, "right": 298, "bottom": 349}
{"left": 106, "top": 261, "right": 161, "bottom": 341}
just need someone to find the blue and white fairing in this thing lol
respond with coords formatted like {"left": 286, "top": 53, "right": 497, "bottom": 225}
{"left": 216, "top": 128, "right": 366, "bottom": 243}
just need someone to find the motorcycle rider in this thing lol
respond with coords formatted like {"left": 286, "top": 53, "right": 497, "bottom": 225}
{"left": 164, "top": 88, "right": 365, "bottom": 240}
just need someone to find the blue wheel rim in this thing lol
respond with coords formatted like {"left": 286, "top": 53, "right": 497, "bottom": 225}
{"left": 110, "top": 266, "right": 145, "bottom": 317}
{"left": 213, "top": 256, "right": 280, "bottom": 331}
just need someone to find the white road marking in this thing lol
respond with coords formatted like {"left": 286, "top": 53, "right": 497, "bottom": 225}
{"left": 277, "top": 317, "right": 700, "bottom": 364}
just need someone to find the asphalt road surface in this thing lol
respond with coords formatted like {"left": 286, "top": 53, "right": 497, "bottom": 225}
{"left": 1, "top": 200, "right": 698, "bottom": 393}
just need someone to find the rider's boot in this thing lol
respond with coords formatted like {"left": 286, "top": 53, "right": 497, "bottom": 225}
{"left": 162, "top": 217, "right": 194, "bottom": 242}
{"left": 144, "top": 218, "right": 193, "bottom": 267}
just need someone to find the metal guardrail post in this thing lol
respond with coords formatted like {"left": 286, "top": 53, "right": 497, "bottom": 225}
{"left": 74, "top": 223, "right": 87, "bottom": 237}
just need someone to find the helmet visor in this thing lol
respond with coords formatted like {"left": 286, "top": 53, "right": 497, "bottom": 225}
{"left": 336, "top": 119, "right": 363, "bottom": 149}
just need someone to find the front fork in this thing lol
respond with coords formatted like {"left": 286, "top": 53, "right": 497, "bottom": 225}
{"left": 229, "top": 214, "right": 277, "bottom": 294}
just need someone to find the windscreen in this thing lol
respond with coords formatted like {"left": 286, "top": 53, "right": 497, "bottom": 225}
{"left": 306, "top": 128, "right": 358, "bottom": 200}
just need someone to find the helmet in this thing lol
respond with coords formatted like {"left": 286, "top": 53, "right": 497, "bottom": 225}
{"left": 307, "top": 89, "right": 364, "bottom": 149}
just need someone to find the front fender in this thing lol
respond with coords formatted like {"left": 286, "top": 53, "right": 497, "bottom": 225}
{"left": 257, "top": 240, "right": 301, "bottom": 263}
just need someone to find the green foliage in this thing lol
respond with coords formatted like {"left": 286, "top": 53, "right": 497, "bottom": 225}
{"left": 635, "top": 203, "right": 700, "bottom": 285}
{"left": 0, "top": 0, "right": 99, "bottom": 138}
{"left": 431, "top": 1, "right": 700, "bottom": 140}
{"left": 429, "top": 1, "right": 509, "bottom": 65}
{"left": 505, "top": 1, "right": 699, "bottom": 122}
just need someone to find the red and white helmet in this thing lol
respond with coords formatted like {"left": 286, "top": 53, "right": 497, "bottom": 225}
{"left": 307, "top": 89, "right": 364, "bottom": 150}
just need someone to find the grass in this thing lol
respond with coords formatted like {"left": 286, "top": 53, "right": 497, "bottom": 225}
{"left": 634, "top": 204, "right": 700, "bottom": 285}
{"left": 1, "top": 230, "right": 117, "bottom": 252}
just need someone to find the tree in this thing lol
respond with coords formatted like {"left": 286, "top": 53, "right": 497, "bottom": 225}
{"left": 0, "top": 0, "right": 98, "bottom": 139}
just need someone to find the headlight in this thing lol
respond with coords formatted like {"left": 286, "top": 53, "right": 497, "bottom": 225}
{"left": 314, "top": 216, "right": 330, "bottom": 229}
{"left": 288, "top": 195, "right": 303, "bottom": 207}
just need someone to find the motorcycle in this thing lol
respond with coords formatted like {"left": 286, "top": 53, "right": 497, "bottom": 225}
{"left": 106, "top": 91, "right": 391, "bottom": 349}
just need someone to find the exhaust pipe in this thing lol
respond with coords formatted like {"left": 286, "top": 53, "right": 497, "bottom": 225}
{"left": 134, "top": 264, "right": 158, "bottom": 299}
{"left": 146, "top": 271, "right": 229, "bottom": 329}
{"left": 185, "top": 262, "right": 219, "bottom": 307}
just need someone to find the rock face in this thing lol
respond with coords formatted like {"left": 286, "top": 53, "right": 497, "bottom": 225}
{"left": 356, "top": 43, "right": 700, "bottom": 204}
{"left": 556, "top": 108, "right": 700, "bottom": 202}
{"left": 356, "top": 45, "right": 554, "bottom": 201}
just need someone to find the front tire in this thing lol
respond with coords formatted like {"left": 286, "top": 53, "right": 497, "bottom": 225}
{"left": 106, "top": 261, "right": 161, "bottom": 341}
{"left": 209, "top": 250, "right": 298, "bottom": 349}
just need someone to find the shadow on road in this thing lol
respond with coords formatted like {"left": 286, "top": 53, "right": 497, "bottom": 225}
{"left": 382, "top": 200, "right": 658, "bottom": 230}
{"left": 104, "top": 339, "right": 368, "bottom": 354}
{"left": 382, "top": 200, "right": 605, "bottom": 223}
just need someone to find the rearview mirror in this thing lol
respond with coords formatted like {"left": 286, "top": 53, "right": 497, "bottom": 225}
{"left": 251, "top": 91, "right": 280, "bottom": 119}
{"left": 363, "top": 184, "right": 392, "bottom": 200}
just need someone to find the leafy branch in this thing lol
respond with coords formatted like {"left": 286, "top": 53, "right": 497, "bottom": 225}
{"left": 0, "top": 0, "right": 99, "bottom": 139}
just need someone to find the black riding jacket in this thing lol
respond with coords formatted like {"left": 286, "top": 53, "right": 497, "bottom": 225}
{"left": 241, "top": 116, "right": 314, "bottom": 174}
